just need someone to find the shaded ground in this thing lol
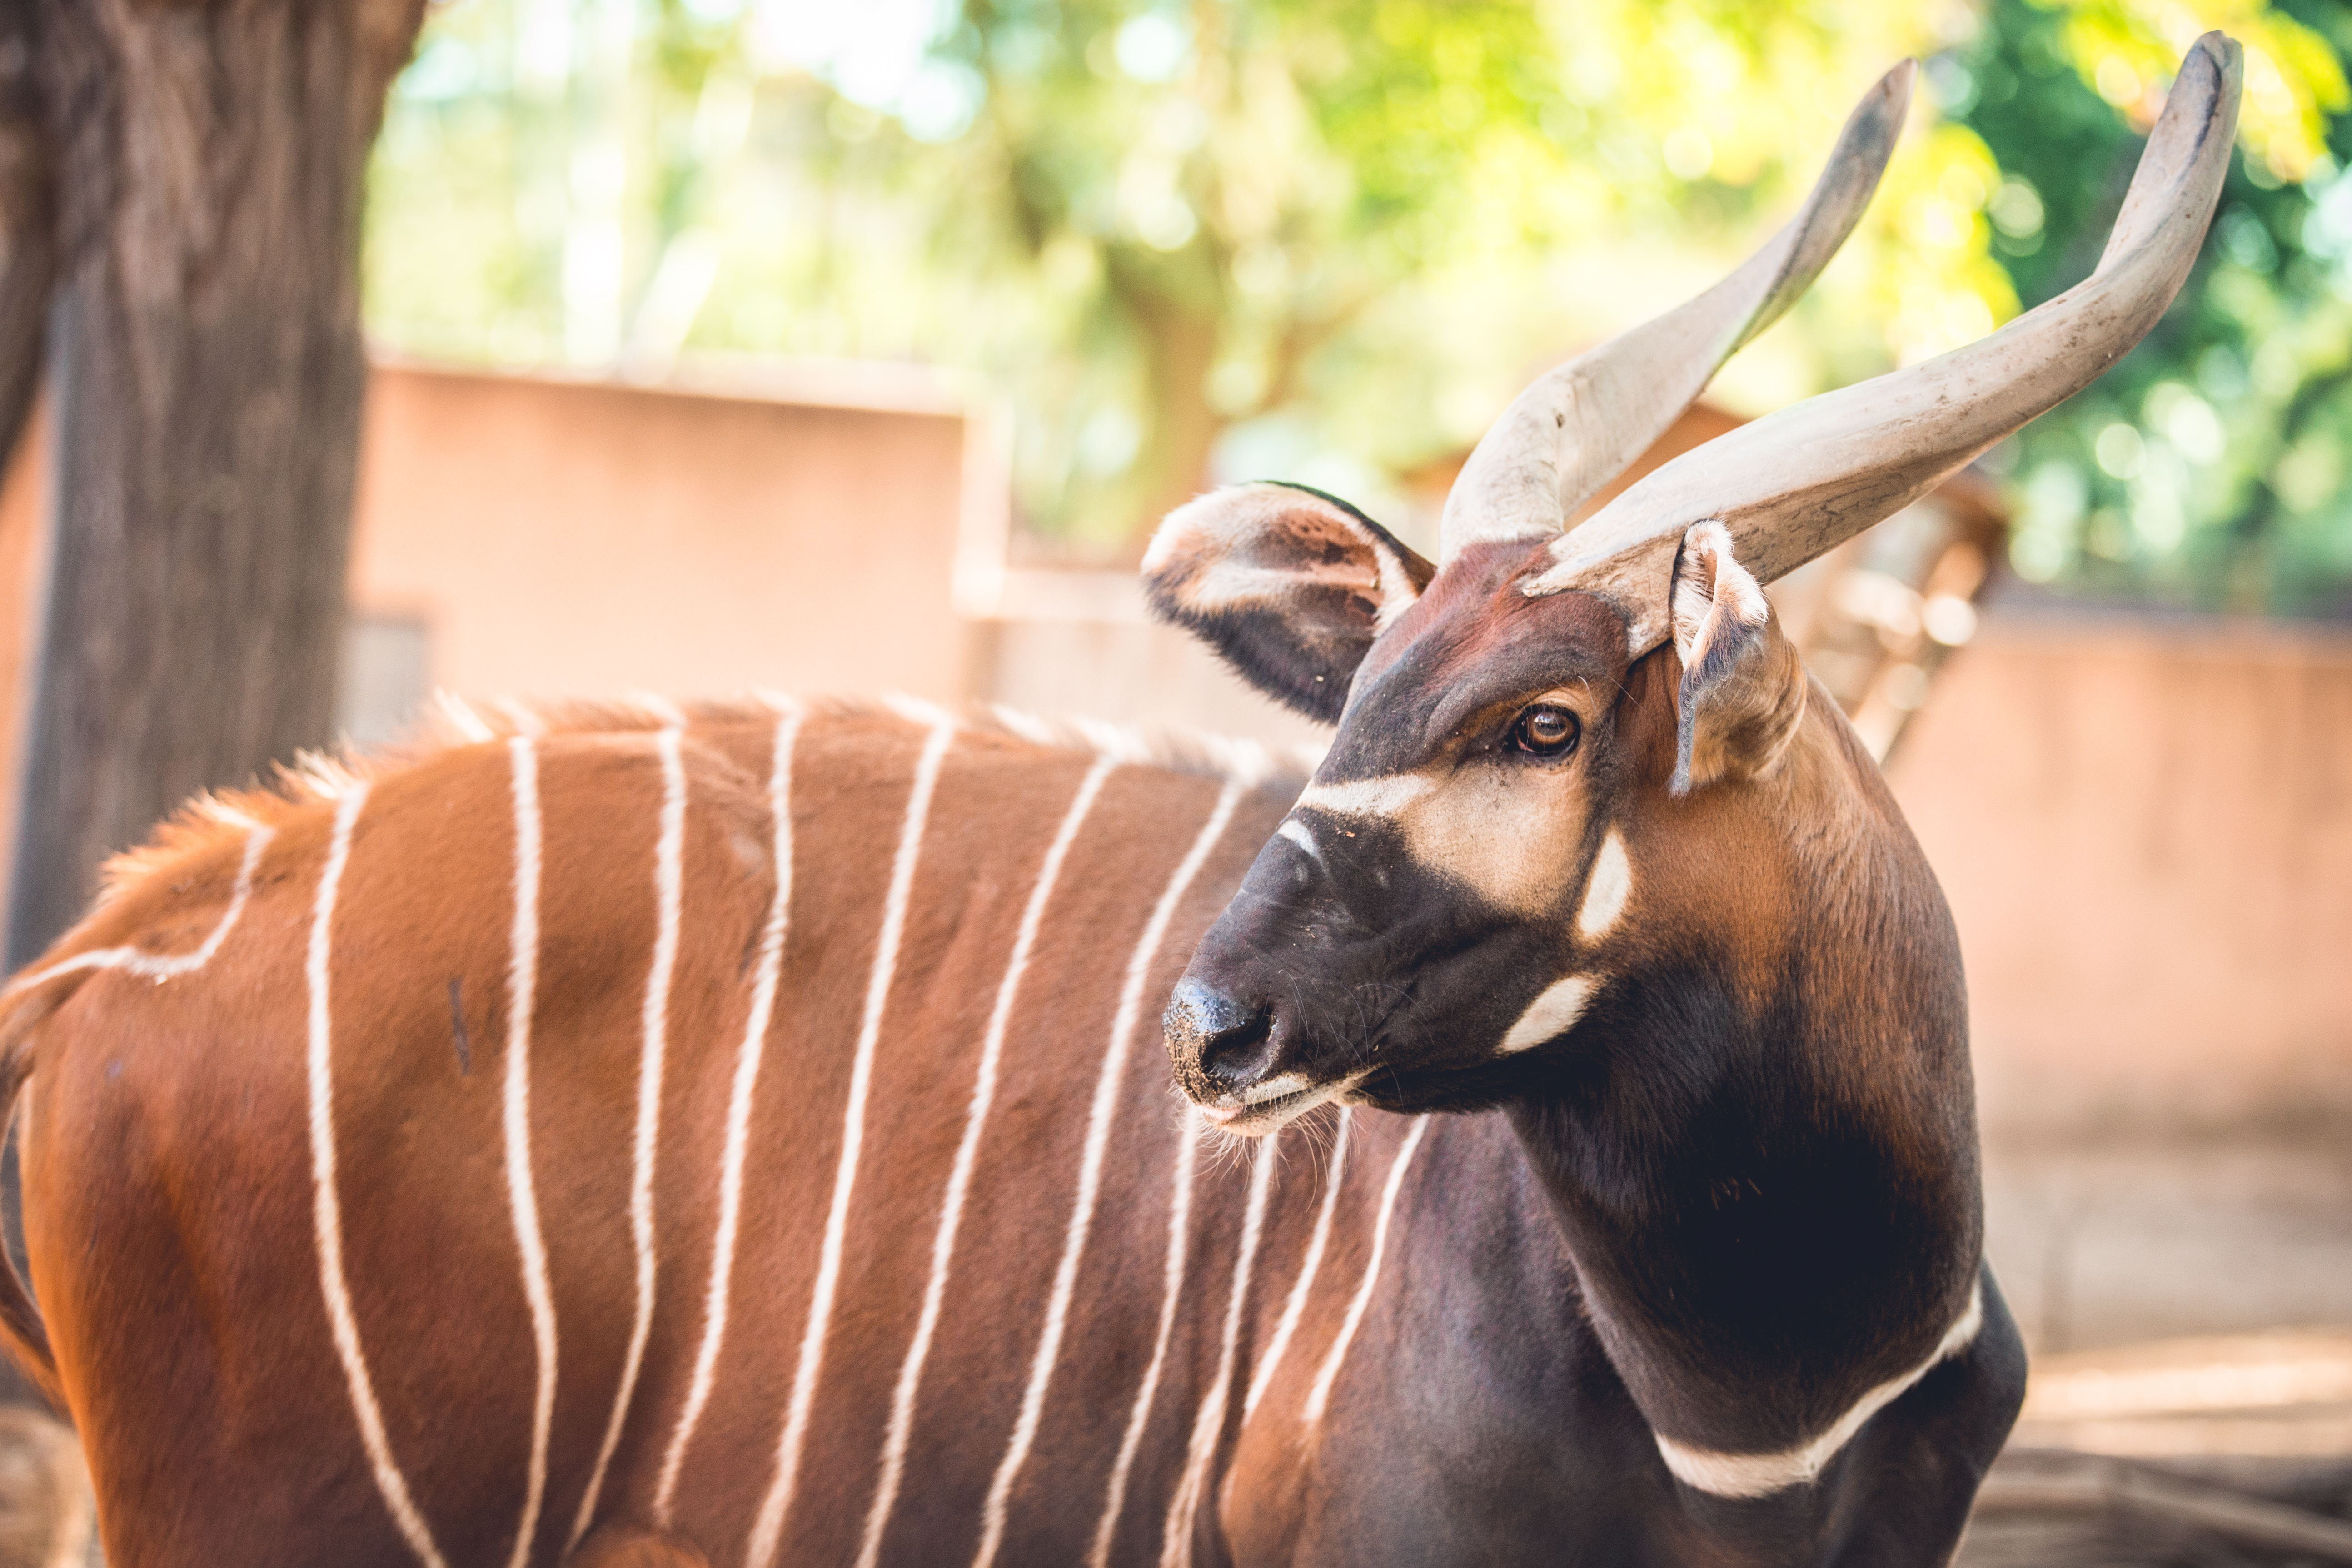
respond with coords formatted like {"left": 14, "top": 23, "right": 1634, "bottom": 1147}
{"left": 1959, "top": 1131, "right": 2352, "bottom": 1564}
{"left": 1964, "top": 1450, "right": 2352, "bottom": 1567}
{"left": 1983, "top": 1132, "right": 2352, "bottom": 1357}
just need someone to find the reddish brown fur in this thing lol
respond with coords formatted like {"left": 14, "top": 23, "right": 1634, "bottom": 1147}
{"left": 0, "top": 700, "right": 1437, "bottom": 1566}
{"left": 0, "top": 562, "right": 2008, "bottom": 1567}
{"left": 568, "top": 1526, "right": 710, "bottom": 1568}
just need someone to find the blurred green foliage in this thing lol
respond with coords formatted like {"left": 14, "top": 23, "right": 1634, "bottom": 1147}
{"left": 1953, "top": 0, "right": 2352, "bottom": 612}
{"left": 366, "top": 0, "right": 2352, "bottom": 608}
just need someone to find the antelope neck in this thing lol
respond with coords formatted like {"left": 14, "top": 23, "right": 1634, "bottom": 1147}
{"left": 1501, "top": 964, "right": 1982, "bottom": 1494}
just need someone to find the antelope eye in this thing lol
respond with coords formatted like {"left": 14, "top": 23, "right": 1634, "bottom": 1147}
{"left": 1511, "top": 704, "right": 1580, "bottom": 758}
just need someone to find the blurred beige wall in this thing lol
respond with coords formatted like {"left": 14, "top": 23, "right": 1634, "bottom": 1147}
{"left": 1888, "top": 621, "right": 2352, "bottom": 1137}
{"left": 977, "top": 572, "right": 1330, "bottom": 754}
{"left": 348, "top": 361, "right": 977, "bottom": 718}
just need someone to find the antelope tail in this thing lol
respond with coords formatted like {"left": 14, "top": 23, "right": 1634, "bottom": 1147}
{"left": 0, "top": 971, "right": 85, "bottom": 1402}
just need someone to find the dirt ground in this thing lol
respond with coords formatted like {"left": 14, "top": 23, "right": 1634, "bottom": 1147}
{"left": 1959, "top": 1131, "right": 2352, "bottom": 1565}
{"left": 1982, "top": 1131, "right": 2352, "bottom": 1357}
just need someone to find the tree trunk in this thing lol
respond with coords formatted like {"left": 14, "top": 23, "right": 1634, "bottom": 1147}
{"left": 4, "top": 0, "right": 425, "bottom": 968}
{"left": 0, "top": 0, "right": 53, "bottom": 469}
{"left": 0, "top": 4, "right": 50, "bottom": 1417}
{"left": 1123, "top": 285, "right": 1224, "bottom": 555}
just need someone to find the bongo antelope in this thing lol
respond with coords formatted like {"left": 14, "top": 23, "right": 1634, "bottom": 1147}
{"left": 0, "top": 37, "right": 2235, "bottom": 1568}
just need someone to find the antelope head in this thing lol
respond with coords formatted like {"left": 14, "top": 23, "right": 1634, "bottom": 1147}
{"left": 1150, "top": 39, "right": 2239, "bottom": 1135}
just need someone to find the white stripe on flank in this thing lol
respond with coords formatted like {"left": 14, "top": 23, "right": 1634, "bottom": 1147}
{"left": 569, "top": 727, "right": 690, "bottom": 1549}
{"left": 1654, "top": 1281, "right": 1987, "bottom": 1498}
{"left": 857, "top": 757, "right": 1117, "bottom": 1568}
{"left": 493, "top": 697, "right": 547, "bottom": 737}
{"left": 434, "top": 691, "right": 497, "bottom": 744}
{"left": 630, "top": 692, "right": 689, "bottom": 728}
{"left": 746, "top": 718, "right": 957, "bottom": 1568}
{"left": 306, "top": 784, "right": 448, "bottom": 1568}
{"left": 1242, "top": 1108, "right": 1354, "bottom": 1418}
{"left": 501, "top": 737, "right": 561, "bottom": 1568}
{"left": 977, "top": 782, "right": 1246, "bottom": 1568}
{"left": 1159, "top": 1135, "right": 1279, "bottom": 1568}
{"left": 1085, "top": 1114, "right": 1198, "bottom": 1568}
{"left": 982, "top": 704, "right": 1309, "bottom": 789}
{"left": 881, "top": 691, "right": 959, "bottom": 730}
{"left": 653, "top": 709, "right": 804, "bottom": 1523}
{"left": 9, "top": 824, "right": 275, "bottom": 994}
{"left": 1302, "top": 1116, "right": 1430, "bottom": 1425}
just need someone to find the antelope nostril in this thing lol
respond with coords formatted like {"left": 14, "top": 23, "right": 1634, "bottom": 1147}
{"left": 1166, "top": 979, "right": 1279, "bottom": 1088}
{"left": 1200, "top": 1008, "right": 1275, "bottom": 1085}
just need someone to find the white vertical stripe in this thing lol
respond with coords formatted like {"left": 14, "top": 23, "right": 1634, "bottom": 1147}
{"left": 653, "top": 709, "right": 803, "bottom": 1523}
{"left": 631, "top": 692, "right": 689, "bottom": 729}
{"left": 1242, "top": 1108, "right": 1353, "bottom": 1418}
{"left": 502, "top": 737, "right": 560, "bottom": 1568}
{"left": 434, "top": 691, "right": 497, "bottom": 744}
{"left": 745, "top": 718, "right": 957, "bottom": 1568}
{"left": 494, "top": 697, "right": 547, "bottom": 737}
{"left": 1085, "top": 1113, "right": 1198, "bottom": 1568}
{"left": 8, "top": 822, "right": 275, "bottom": 992}
{"left": 569, "top": 727, "right": 690, "bottom": 1548}
{"left": 1158, "top": 1135, "right": 1279, "bottom": 1568}
{"left": 1302, "top": 1116, "right": 1430, "bottom": 1425}
{"left": 306, "top": 784, "right": 448, "bottom": 1568}
{"left": 977, "top": 782, "right": 1246, "bottom": 1568}
{"left": 856, "top": 757, "right": 1116, "bottom": 1568}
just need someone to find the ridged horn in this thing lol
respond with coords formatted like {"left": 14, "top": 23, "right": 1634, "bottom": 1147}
{"left": 1437, "top": 60, "right": 1916, "bottom": 569}
{"left": 1525, "top": 31, "right": 2242, "bottom": 656}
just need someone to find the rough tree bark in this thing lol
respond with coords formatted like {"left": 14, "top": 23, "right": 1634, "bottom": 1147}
{"left": 1128, "top": 291, "right": 1221, "bottom": 548}
{"left": 2, "top": 0, "right": 427, "bottom": 968}
{"left": 0, "top": 3, "right": 52, "bottom": 473}
{"left": 1103, "top": 243, "right": 1368, "bottom": 558}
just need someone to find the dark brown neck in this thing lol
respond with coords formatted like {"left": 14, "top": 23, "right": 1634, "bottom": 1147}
{"left": 1506, "top": 716, "right": 1983, "bottom": 1458}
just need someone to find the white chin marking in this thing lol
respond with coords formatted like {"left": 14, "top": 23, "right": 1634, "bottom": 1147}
{"left": 1576, "top": 830, "right": 1632, "bottom": 944}
{"left": 1654, "top": 1282, "right": 1986, "bottom": 1498}
{"left": 1499, "top": 975, "right": 1595, "bottom": 1053}
{"left": 1203, "top": 1071, "right": 1365, "bottom": 1137}
{"left": 1240, "top": 1071, "right": 1311, "bottom": 1106}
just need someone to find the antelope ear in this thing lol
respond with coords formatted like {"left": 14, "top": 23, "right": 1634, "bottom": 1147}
{"left": 1142, "top": 482, "right": 1434, "bottom": 723}
{"left": 1669, "top": 521, "right": 1809, "bottom": 796}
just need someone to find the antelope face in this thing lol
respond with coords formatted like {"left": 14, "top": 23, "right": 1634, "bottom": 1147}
{"left": 1147, "top": 35, "right": 2234, "bottom": 1131}
{"left": 1150, "top": 491, "right": 1804, "bottom": 1134}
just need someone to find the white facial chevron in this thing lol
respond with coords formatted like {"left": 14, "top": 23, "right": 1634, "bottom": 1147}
{"left": 1577, "top": 831, "right": 1633, "bottom": 943}
{"left": 1500, "top": 976, "right": 1596, "bottom": 1053}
